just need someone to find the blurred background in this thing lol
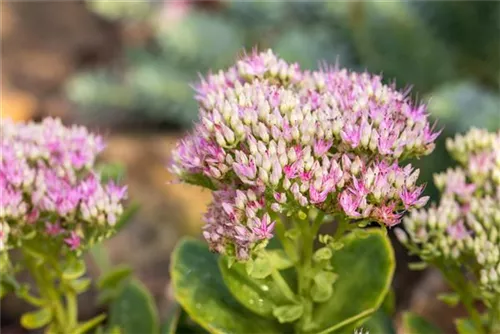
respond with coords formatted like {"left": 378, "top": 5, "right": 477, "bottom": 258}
{"left": 1, "top": 1, "right": 499, "bottom": 333}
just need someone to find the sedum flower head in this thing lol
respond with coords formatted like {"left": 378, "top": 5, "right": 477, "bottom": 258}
{"left": 398, "top": 129, "right": 500, "bottom": 296}
{"left": 0, "top": 118, "right": 127, "bottom": 254}
{"left": 171, "top": 50, "right": 439, "bottom": 260}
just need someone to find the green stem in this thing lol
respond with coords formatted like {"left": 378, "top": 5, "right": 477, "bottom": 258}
{"left": 295, "top": 210, "right": 326, "bottom": 333}
{"left": 488, "top": 296, "right": 500, "bottom": 334}
{"left": 333, "top": 215, "right": 349, "bottom": 241}
{"left": 40, "top": 265, "right": 68, "bottom": 331}
{"left": 66, "top": 290, "right": 78, "bottom": 330}
{"left": 271, "top": 269, "right": 297, "bottom": 303}
{"left": 21, "top": 245, "right": 82, "bottom": 333}
{"left": 275, "top": 214, "right": 298, "bottom": 262}
{"left": 311, "top": 211, "right": 325, "bottom": 238}
{"left": 298, "top": 214, "right": 313, "bottom": 296}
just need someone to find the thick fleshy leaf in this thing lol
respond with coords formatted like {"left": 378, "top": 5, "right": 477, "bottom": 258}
{"left": 455, "top": 316, "right": 490, "bottom": 334}
{"left": 360, "top": 310, "right": 396, "bottom": 334}
{"left": 97, "top": 265, "right": 132, "bottom": 290}
{"left": 219, "top": 256, "right": 289, "bottom": 318}
{"left": 171, "top": 238, "right": 284, "bottom": 334}
{"left": 161, "top": 303, "right": 181, "bottom": 334}
{"left": 402, "top": 312, "right": 442, "bottom": 334}
{"left": 455, "top": 318, "right": 476, "bottom": 334}
{"left": 437, "top": 292, "right": 460, "bottom": 307}
{"left": 20, "top": 308, "right": 52, "bottom": 330}
{"left": 267, "top": 249, "right": 294, "bottom": 270}
{"left": 68, "top": 278, "right": 92, "bottom": 294}
{"left": 62, "top": 258, "right": 86, "bottom": 280}
{"left": 381, "top": 288, "right": 396, "bottom": 315}
{"left": 164, "top": 306, "right": 209, "bottom": 334}
{"left": 311, "top": 228, "right": 395, "bottom": 333}
{"left": 108, "top": 279, "right": 159, "bottom": 334}
{"left": 73, "top": 314, "right": 107, "bottom": 334}
{"left": 273, "top": 304, "right": 304, "bottom": 323}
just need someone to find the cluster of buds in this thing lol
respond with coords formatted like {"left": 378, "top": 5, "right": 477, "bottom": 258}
{"left": 0, "top": 118, "right": 127, "bottom": 255}
{"left": 398, "top": 129, "right": 500, "bottom": 296}
{"left": 170, "top": 50, "right": 439, "bottom": 260}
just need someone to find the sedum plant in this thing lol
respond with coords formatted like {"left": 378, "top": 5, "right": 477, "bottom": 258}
{"left": 169, "top": 50, "right": 439, "bottom": 333}
{"left": 0, "top": 118, "right": 128, "bottom": 333}
{"left": 397, "top": 129, "right": 500, "bottom": 334}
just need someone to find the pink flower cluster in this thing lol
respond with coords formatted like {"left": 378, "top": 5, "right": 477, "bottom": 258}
{"left": 171, "top": 50, "right": 438, "bottom": 260}
{"left": 399, "top": 129, "right": 500, "bottom": 294}
{"left": 0, "top": 118, "right": 127, "bottom": 252}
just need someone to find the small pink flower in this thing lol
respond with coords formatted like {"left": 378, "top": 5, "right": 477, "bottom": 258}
{"left": 339, "top": 191, "right": 361, "bottom": 218}
{"left": 64, "top": 231, "right": 81, "bottom": 250}
{"left": 233, "top": 160, "right": 257, "bottom": 184}
{"left": 399, "top": 186, "right": 425, "bottom": 209}
{"left": 313, "top": 139, "right": 333, "bottom": 157}
{"left": 447, "top": 220, "right": 469, "bottom": 241}
{"left": 284, "top": 162, "right": 301, "bottom": 179}
{"left": 372, "top": 203, "right": 402, "bottom": 227}
{"left": 26, "top": 210, "right": 39, "bottom": 224}
{"left": 341, "top": 125, "right": 361, "bottom": 148}
{"left": 349, "top": 178, "right": 369, "bottom": 198}
{"left": 309, "top": 183, "right": 330, "bottom": 204}
{"left": 106, "top": 181, "right": 128, "bottom": 201}
{"left": 45, "top": 222, "right": 63, "bottom": 236}
{"left": 253, "top": 214, "right": 275, "bottom": 239}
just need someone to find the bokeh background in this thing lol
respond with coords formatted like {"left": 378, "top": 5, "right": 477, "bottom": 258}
{"left": 1, "top": 1, "right": 499, "bottom": 333}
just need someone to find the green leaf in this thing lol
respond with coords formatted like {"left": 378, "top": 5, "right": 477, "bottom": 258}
{"left": 311, "top": 271, "right": 338, "bottom": 303}
{"left": 97, "top": 265, "right": 133, "bottom": 290}
{"left": 285, "top": 227, "right": 300, "bottom": 241}
{"left": 246, "top": 256, "right": 273, "bottom": 279}
{"left": 312, "top": 228, "right": 395, "bottom": 333}
{"left": 313, "top": 271, "right": 338, "bottom": 287}
{"left": 455, "top": 318, "right": 476, "bottom": 334}
{"left": 17, "top": 285, "right": 44, "bottom": 307}
{"left": 437, "top": 292, "right": 460, "bottom": 307}
{"left": 409, "top": 262, "right": 428, "bottom": 271}
{"left": 219, "top": 256, "right": 289, "bottom": 318}
{"left": 0, "top": 285, "right": 8, "bottom": 299}
{"left": 272, "top": 304, "right": 304, "bottom": 324}
{"left": 22, "top": 244, "right": 46, "bottom": 265}
{"left": 361, "top": 309, "right": 396, "bottom": 334}
{"left": 160, "top": 303, "right": 181, "bottom": 334}
{"left": 455, "top": 316, "right": 489, "bottom": 334}
{"left": 90, "top": 243, "right": 112, "bottom": 274}
{"left": 402, "top": 312, "right": 442, "bottom": 334}
{"left": 62, "top": 258, "right": 86, "bottom": 280}
{"left": 267, "top": 249, "right": 294, "bottom": 270}
{"left": 97, "top": 163, "right": 126, "bottom": 183}
{"left": 381, "top": 288, "right": 396, "bottom": 315}
{"left": 20, "top": 308, "right": 52, "bottom": 330}
{"left": 311, "top": 282, "right": 333, "bottom": 303}
{"left": 108, "top": 279, "right": 159, "bottom": 334}
{"left": 171, "top": 238, "right": 284, "bottom": 334}
{"left": 313, "top": 247, "right": 333, "bottom": 262}
{"left": 68, "top": 278, "right": 92, "bottom": 294}
{"left": 73, "top": 314, "right": 107, "bottom": 334}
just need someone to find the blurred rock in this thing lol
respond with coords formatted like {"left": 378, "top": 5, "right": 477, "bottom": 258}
{"left": 1, "top": 84, "right": 37, "bottom": 121}
{"left": 99, "top": 132, "right": 211, "bottom": 316}
{"left": 1, "top": 1, "right": 120, "bottom": 120}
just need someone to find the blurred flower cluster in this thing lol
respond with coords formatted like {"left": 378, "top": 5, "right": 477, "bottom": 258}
{"left": 171, "top": 50, "right": 439, "bottom": 260}
{"left": 0, "top": 118, "right": 127, "bottom": 255}
{"left": 398, "top": 128, "right": 500, "bottom": 297}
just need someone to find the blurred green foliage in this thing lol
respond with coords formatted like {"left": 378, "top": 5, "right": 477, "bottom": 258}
{"left": 68, "top": 0, "right": 499, "bottom": 132}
